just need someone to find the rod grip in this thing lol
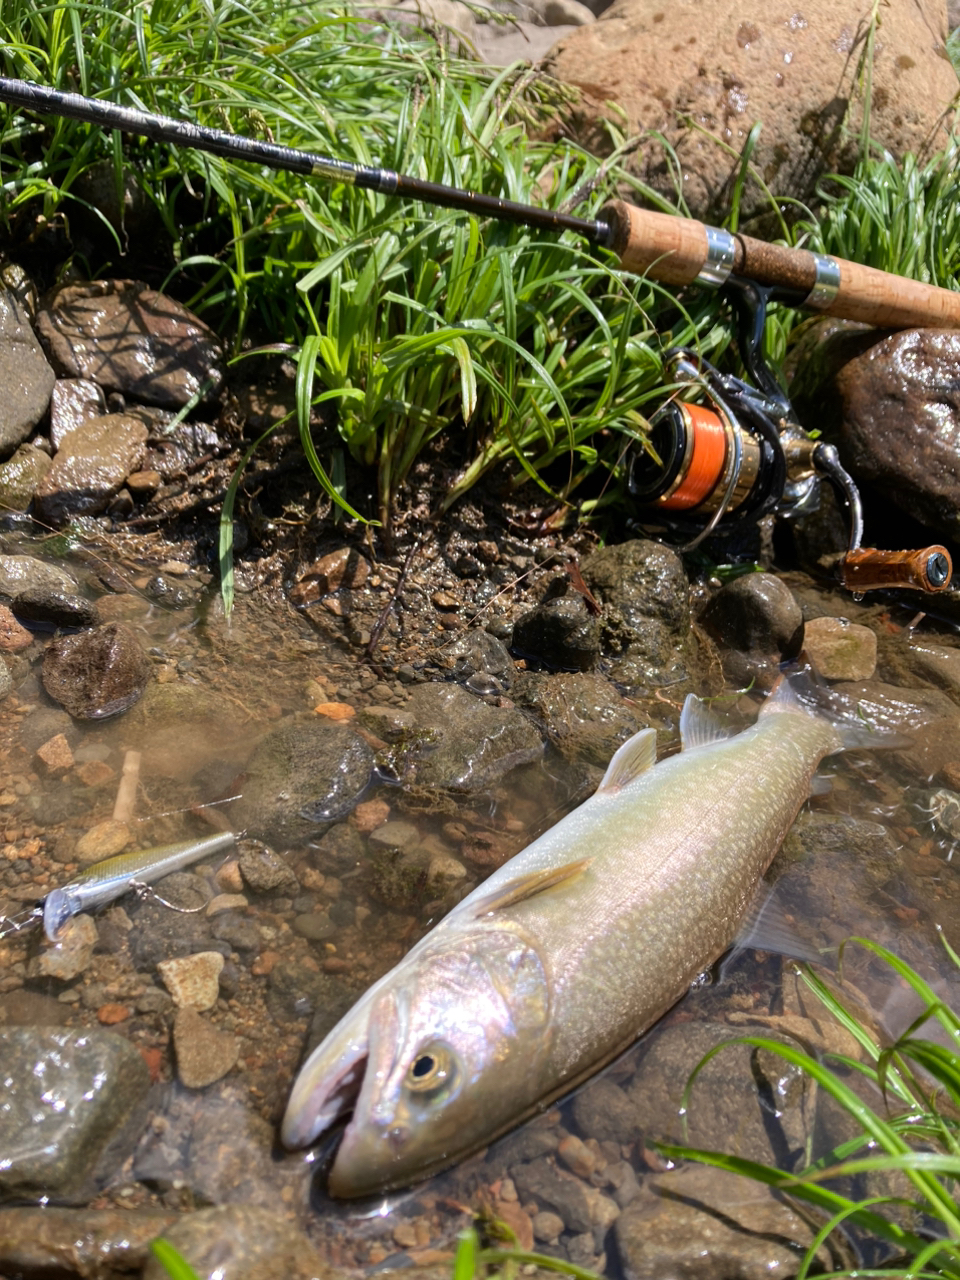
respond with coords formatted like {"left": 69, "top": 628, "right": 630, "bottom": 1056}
{"left": 837, "top": 546, "right": 953, "bottom": 593}
{"left": 601, "top": 200, "right": 710, "bottom": 285}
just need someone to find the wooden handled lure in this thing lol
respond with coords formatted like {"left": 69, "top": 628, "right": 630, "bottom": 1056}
{"left": 0, "top": 832, "right": 236, "bottom": 942}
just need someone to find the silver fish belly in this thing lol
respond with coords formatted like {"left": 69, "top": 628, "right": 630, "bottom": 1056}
{"left": 281, "top": 682, "right": 866, "bottom": 1196}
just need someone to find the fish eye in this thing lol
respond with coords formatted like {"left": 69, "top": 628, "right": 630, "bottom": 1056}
{"left": 406, "top": 1044, "right": 457, "bottom": 1096}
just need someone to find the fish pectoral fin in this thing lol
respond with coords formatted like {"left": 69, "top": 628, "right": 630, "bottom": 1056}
{"left": 472, "top": 858, "right": 594, "bottom": 916}
{"left": 596, "top": 728, "right": 658, "bottom": 794}
{"left": 679, "top": 695, "right": 734, "bottom": 751}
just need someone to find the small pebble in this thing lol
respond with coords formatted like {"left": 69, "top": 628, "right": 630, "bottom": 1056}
{"left": 205, "top": 893, "right": 248, "bottom": 917}
{"left": 74, "top": 759, "right": 116, "bottom": 787}
{"left": 97, "top": 1002, "right": 131, "bottom": 1024}
{"left": 352, "top": 798, "right": 390, "bottom": 833}
{"left": 558, "top": 1132, "right": 597, "bottom": 1178}
{"left": 173, "top": 1006, "right": 239, "bottom": 1088}
{"left": 37, "top": 913, "right": 97, "bottom": 981}
{"left": 157, "top": 951, "right": 224, "bottom": 1011}
{"left": 532, "top": 1211, "right": 564, "bottom": 1244}
{"left": 35, "top": 733, "right": 74, "bottom": 776}
{"left": 214, "top": 860, "right": 244, "bottom": 893}
{"left": 76, "top": 819, "right": 131, "bottom": 862}
{"left": 314, "top": 701, "right": 355, "bottom": 720}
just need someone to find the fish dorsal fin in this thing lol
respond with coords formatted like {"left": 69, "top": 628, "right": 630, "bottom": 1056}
{"left": 597, "top": 728, "right": 658, "bottom": 794}
{"left": 679, "top": 695, "right": 734, "bottom": 751}
{"left": 473, "top": 858, "right": 593, "bottom": 917}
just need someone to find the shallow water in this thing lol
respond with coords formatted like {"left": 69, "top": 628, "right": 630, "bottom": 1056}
{"left": 2, "top": 525, "right": 960, "bottom": 1276}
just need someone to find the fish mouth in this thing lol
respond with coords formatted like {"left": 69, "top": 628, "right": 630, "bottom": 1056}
{"left": 280, "top": 1038, "right": 368, "bottom": 1150}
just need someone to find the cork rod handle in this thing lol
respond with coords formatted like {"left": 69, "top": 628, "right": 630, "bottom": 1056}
{"left": 601, "top": 200, "right": 960, "bottom": 330}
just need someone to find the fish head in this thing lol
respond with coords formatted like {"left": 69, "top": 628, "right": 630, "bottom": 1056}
{"left": 283, "top": 928, "right": 551, "bottom": 1197}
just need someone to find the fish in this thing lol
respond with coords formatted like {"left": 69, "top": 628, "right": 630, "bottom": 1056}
{"left": 280, "top": 677, "right": 885, "bottom": 1197}
{"left": 40, "top": 832, "right": 236, "bottom": 940}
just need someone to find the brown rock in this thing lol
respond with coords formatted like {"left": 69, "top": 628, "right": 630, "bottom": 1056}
{"left": 172, "top": 1006, "right": 239, "bottom": 1088}
{"left": 35, "top": 733, "right": 74, "bottom": 776}
{"left": 157, "top": 951, "right": 224, "bottom": 1011}
{"left": 803, "top": 615, "right": 877, "bottom": 680}
{"left": 291, "top": 547, "right": 370, "bottom": 599}
{"left": 0, "top": 288, "right": 55, "bottom": 456}
{"left": 546, "top": 0, "right": 957, "bottom": 222}
{"left": 74, "top": 759, "right": 116, "bottom": 787}
{"left": 96, "top": 1003, "right": 131, "bottom": 1025}
{"left": 48, "top": 376, "right": 106, "bottom": 449}
{"left": 353, "top": 797, "right": 391, "bottom": 833}
{"left": 0, "top": 1207, "right": 176, "bottom": 1278}
{"left": 42, "top": 621, "right": 151, "bottom": 719}
{"left": 33, "top": 414, "right": 148, "bottom": 525}
{"left": 36, "top": 280, "right": 224, "bottom": 408}
{"left": 140, "top": 1204, "right": 336, "bottom": 1280}
{"left": 0, "top": 605, "right": 32, "bottom": 652}
{"left": 495, "top": 1200, "right": 535, "bottom": 1251}
{"left": 75, "top": 819, "right": 131, "bottom": 862}
{"left": 126, "top": 469, "right": 161, "bottom": 497}
{"left": 313, "top": 701, "right": 355, "bottom": 721}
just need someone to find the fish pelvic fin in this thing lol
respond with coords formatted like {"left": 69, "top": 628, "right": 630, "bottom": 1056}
{"left": 597, "top": 727, "right": 658, "bottom": 793}
{"left": 679, "top": 696, "right": 735, "bottom": 751}
{"left": 762, "top": 668, "right": 908, "bottom": 753}
{"left": 473, "top": 858, "right": 593, "bottom": 917}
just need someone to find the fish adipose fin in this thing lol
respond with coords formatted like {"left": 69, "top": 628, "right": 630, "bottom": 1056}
{"left": 597, "top": 728, "right": 658, "bottom": 793}
{"left": 679, "top": 696, "right": 735, "bottom": 751}
{"left": 473, "top": 858, "right": 593, "bottom": 916}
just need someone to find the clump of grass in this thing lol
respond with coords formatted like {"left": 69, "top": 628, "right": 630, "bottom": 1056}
{"left": 665, "top": 937, "right": 960, "bottom": 1278}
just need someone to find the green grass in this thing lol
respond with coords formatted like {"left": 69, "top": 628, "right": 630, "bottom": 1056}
{"left": 666, "top": 937, "right": 960, "bottom": 1278}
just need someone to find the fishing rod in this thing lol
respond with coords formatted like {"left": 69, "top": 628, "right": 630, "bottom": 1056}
{"left": 0, "top": 76, "right": 953, "bottom": 593}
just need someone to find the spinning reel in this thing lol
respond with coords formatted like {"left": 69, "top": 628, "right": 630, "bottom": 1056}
{"left": 630, "top": 280, "right": 953, "bottom": 595}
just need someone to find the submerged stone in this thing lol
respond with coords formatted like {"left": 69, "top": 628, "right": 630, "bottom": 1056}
{"left": 0, "top": 1207, "right": 176, "bottom": 1277}
{"left": 0, "top": 554, "right": 77, "bottom": 597}
{"left": 42, "top": 621, "right": 150, "bottom": 719}
{"left": 0, "top": 1026, "right": 149, "bottom": 1200}
{"left": 37, "top": 279, "right": 224, "bottom": 408}
{"left": 140, "top": 1204, "right": 337, "bottom": 1280}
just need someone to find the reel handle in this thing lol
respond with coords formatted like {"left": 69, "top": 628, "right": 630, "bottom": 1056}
{"left": 600, "top": 200, "right": 960, "bottom": 329}
{"left": 837, "top": 546, "right": 953, "bottom": 593}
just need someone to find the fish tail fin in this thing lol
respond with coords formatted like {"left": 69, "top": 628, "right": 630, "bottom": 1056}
{"left": 762, "top": 666, "right": 908, "bottom": 753}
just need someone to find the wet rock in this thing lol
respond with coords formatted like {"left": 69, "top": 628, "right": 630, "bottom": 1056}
{"left": 513, "top": 670, "right": 641, "bottom": 766}
{"left": 699, "top": 573, "right": 804, "bottom": 687}
{"left": 895, "top": 642, "right": 960, "bottom": 701}
{"left": 35, "top": 731, "right": 74, "bottom": 775}
{"left": 369, "top": 819, "right": 420, "bottom": 850}
{"left": 513, "top": 593, "right": 601, "bottom": 670}
{"left": 49, "top": 375, "right": 107, "bottom": 448}
{"left": 0, "top": 441, "right": 52, "bottom": 511}
{"left": 803, "top": 615, "right": 877, "bottom": 680}
{"left": 0, "top": 1025, "right": 149, "bottom": 1199}
{"left": 128, "top": 891, "right": 217, "bottom": 968}
{"left": 571, "top": 1075, "right": 644, "bottom": 1145}
{"left": 615, "top": 1164, "right": 832, "bottom": 1279}
{"left": 0, "top": 1206, "right": 176, "bottom": 1278}
{"left": 310, "top": 821, "right": 366, "bottom": 871}
{"left": 510, "top": 1156, "right": 594, "bottom": 1234}
{"left": 141, "top": 1204, "right": 337, "bottom": 1280}
{"left": 157, "top": 951, "right": 224, "bottom": 1010}
{"left": 76, "top": 819, "right": 132, "bottom": 862}
{"left": 404, "top": 681, "right": 543, "bottom": 791}
{"left": 0, "top": 553, "right": 77, "bottom": 597}
{"left": 792, "top": 326, "right": 960, "bottom": 541}
{"left": 0, "top": 286, "right": 56, "bottom": 456}
{"left": 42, "top": 620, "right": 151, "bottom": 719}
{"left": 37, "top": 280, "right": 225, "bottom": 408}
{"left": 0, "top": 605, "right": 32, "bottom": 652}
{"left": 36, "top": 913, "right": 98, "bottom": 981}
{"left": 13, "top": 585, "right": 100, "bottom": 629}
{"left": 237, "top": 840, "right": 301, "bottom": 895}
{"left": 580, "top": 539, "right": 691, "bottom": 685}
{"left": 172, "top": 1006, "right": 239, "bottom": 1088}
{"left": 625, "top": 1021, "right": 814, "bottom": 1164}
{"left": 440, "top": 628, "right": 516, "bottom": 688}
{"left": 546, "top": 0, "right": 957, "bottom": 225}
{"left": 358, "top": 704, "right": 416, "bottom": 738}
{"left": 292, "top": 911, "right": 336, "bottom": 941}
{"left": 232, "top": 719, "right": 374, "bottom": 841}
{"left": 271, "top": 961, "right": 357, "bottom": 1036}
{"left": 290, "top": 546, "right": 370, "bottom": 604}
{"left": 33, "top": 413, "right": 148, "bottom": 525}
{"left": 210, "top": 913, "right": 261, "bottom": 952}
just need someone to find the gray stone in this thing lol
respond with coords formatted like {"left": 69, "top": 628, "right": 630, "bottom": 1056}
{"left": 292, "top": 911, "right": 336, "bottom": 941}
{"left": 580, "top": 539, "right": 691, "bottom": 686}
{"left": 37, "top": 279, "right": 224, "bottom": 409}
{"left": 0, "top": 554, "right": 77, "bottom": 597}
{"left": 510, "top": 1156, "right": 595, "bottom": 1234}
{"left": 141, "top": 1204, "right": 337, "bottom": 1280}
{"left": 0, "top": 1026, "right": 149, "bottom": 1199}
{"left": 210, "top": 914, "right": 262, "bottom": 952}
{"left": 237, "top": 840, "right": 301, "bottom": 895}
{"left": 232, "top": 719, "right": 374, "bottom": 841}
{"left": 0, "top": 287, "right": 55, "bottom": 457}
{"left": 700, "top": 573, "right": 804, "bottom": 688}
{"left": 42, "top": 621, "right": 150, "bottom": 719}
{"left": 13, "top": 586, "right": 100, "bottom": 629}
{"left": 615, "top": 1164, "right": 832, "bottom": 1279}
{"left": 0, "top": 1207, "right": 176, "bottom": 1277}
{"left": 571, "top": 1074, "right": 644, "bottom": 1145}
{"left": 33, "top": 413, "right": 148, "bottom": 525}
{"left": 513, "top": 594, "right": 602, "bottom": 671}
{"left": 368, "top": 819, "right": 421, "bottom": 850}
{"left": 513, "top": 670, "right": 642, "bottom": 766}
{"left": 308, "top": 821, "right": 366, "bottom": 871}
{"left": 625, "top": 1020, "right": 814, "bottom": 1165}
{"left": 404, "top": 681, "right": 543, "bottom": 791}
{"left": 0, "top": 442, "right": 52, "bottom": 512}
{"left": 441, "top": 627, "right": 516, "bottom": 687}
{"left": 49, "top": 376, "right": 107, "bottom": 449}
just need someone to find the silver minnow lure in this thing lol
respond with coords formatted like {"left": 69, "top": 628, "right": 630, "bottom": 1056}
{"left": 41, "top": 831, "right": 236, "bottom": 940}
{"left": 281, "top": 678, "right": 888, "bottom": 1197}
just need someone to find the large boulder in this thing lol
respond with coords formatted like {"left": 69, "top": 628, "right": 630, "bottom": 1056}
{"left": 545, "top": 0, "right": 957, "bottom": 222}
